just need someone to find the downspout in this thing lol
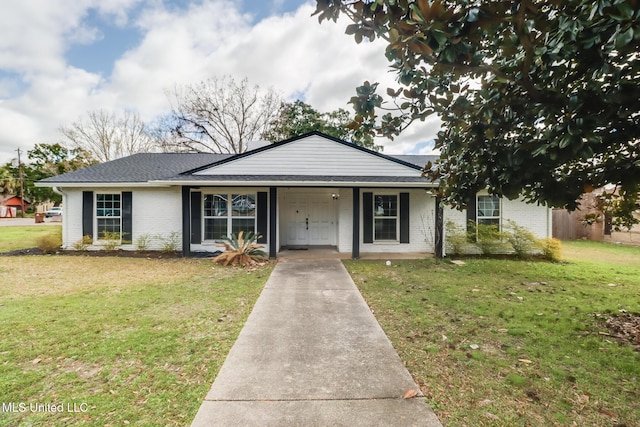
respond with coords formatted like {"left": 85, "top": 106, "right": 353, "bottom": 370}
{"left": 52, "top": 187, "right": 68, "bottom": 249}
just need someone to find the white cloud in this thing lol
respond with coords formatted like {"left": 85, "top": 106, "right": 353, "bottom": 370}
{"left": 0, "top": 0, "right": 441, "bottom": 165}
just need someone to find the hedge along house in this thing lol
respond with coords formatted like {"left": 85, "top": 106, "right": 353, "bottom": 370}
{"left": 37, "top": 132, "right": 552, "bottom": 258}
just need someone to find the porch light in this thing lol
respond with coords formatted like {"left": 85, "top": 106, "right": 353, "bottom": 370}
{"left": 331, "top": 193, "right": 340, "bottom": 200}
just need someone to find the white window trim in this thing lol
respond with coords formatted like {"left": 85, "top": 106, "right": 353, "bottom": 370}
{"left": 95, "top": 192, "right": 122, "bottom": 242}
{"left": 373, "top": 192, "right": 400, "bottom": 242}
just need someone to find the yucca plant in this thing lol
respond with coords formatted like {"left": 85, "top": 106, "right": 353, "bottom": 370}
{"left": 214, "top": 231, "right": 267, "bottom": 266}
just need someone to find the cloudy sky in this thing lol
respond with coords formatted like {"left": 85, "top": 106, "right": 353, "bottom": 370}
{"left": 0, "top": 0, "right": 441, "bottom": 165}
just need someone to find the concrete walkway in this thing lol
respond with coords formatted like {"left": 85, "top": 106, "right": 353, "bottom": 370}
{"left": 191, "top": 259, "right": 442, "bottom": 426}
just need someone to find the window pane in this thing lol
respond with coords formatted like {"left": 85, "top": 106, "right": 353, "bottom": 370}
{"left": 478, "top": 218, "right": 500, "bottom": 228}
{"left": 96, "top": 194, "right": 121, "bottom": 217}
{"left": 232, "top": 218, "right": 255, "bottom": 235}
{"left": 97, "top": 218, "right": 121, "bottom": 238}
{"left": 375, "top": 218, "right": 397, "bottom": 240}
{"left": 204, "top": 218, "right": 227, "bottom": 240}
{"left": 477, "top": 195, "right": 499, "bottom": 217}
{"left": 204, "top": 194, "right": 227, "bottom": 217}
{"left": 374, "top": 195, "right": 397, "bottom": 217}
{"left": 231, "top": 194, "right": 256, "bottom": 217}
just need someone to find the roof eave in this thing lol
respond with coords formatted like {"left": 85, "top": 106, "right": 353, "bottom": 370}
{"left": 150, "top": 179, "right": 438, "bottom": 188}
{"left": 35, "top": 181, "right": 172, "bottom": 188}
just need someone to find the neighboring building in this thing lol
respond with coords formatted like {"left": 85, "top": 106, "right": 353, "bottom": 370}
{"left": 553, "top": 187, "right": 640, "bottom": 246}
{"left": 37, "top": 132, "right": 552, "bottom": 257}
{"left": 0, "top": 195, "right": 29, "bottom": 217}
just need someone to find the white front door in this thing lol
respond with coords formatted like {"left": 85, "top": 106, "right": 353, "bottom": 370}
{"left": 285, "top": 196, "right": 309, "bottom": 245}
{"left": 285, "top": 193, "right": 335, "bottom": 246}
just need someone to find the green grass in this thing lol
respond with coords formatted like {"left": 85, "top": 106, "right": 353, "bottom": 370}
{"left": 0, "top": 256, "right": 272, "bottom": 426}
{"left": 345, "top": 240, "right": 640, "bottom": 426}
{"left": 0, "top": 225, "right": 62, "bottom": 252}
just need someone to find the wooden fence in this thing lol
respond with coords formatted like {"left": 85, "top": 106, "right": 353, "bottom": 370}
{"left": 552, "top": 209, "right": 604, "bottom": 241}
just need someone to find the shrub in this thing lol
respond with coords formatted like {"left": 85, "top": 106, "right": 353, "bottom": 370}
{"left": 99, "top": 231, "right": 121, "bottom": 251}
{"left": 37, "top": 230, "right": 62, "bottom": 254}
{"left": 539, "top": 238, "right": 562, "bottom": 262}
{"left": 445, "top": 221, "right": 469, "bottom": 255}
{"left": 474, "top": 222, "right": 509, "bottom": 254}
{"left": 505, "top": 220, "right": 539, "bottom": 258}
{"left": 158, "top": 231, "right": 180, "bottom": 252}
{"left": 214, "top": 231, "right": 266, "bottom": 266}
{"left": 72, "top": 235, "right": 93, "bottom": 250}
{"left": 136, "top": 234, "right": 152, "bottom": 251}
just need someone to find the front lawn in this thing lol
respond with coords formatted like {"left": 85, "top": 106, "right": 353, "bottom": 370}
{"left": 0, "top": 225, "right": 61, "bottom": 252}
{"left": 0, "top": 256, "right": 272, "bottom": 426}
{"left": 345, "top": 240, "right": 640, "bottom": 426}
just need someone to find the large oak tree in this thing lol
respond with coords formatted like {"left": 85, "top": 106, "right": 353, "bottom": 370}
{"left": 314, "top": 0, "right": 640, "bottom": 225}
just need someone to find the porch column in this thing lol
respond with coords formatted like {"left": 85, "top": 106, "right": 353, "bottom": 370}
{"left": 352, "top": 187, "right": 360, "bottom": 259}
{"left": 181, "top": 186, "right": 191, "bottom": 257}
{"left": 269, "top": 187, "right": 277, "bottom": 259}
{"left": 434, "top": 195, "right": 444, "bottom": 258}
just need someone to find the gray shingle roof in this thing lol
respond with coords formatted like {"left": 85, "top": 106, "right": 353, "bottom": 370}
{"left": 391, "top": 155, "right": 438, "bottom": 169}
{"left": 38, "top": 152, "right": 438, "bottom": 185}
{"left": 39, "top": 153, "right": 232, "bottom": 184}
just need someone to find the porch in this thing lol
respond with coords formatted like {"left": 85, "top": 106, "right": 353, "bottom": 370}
{"left": 277, "top": 245, "right": 432, "bottom": 260}
{"left": 183, "top": 185, "right": 439, "bottom": 259}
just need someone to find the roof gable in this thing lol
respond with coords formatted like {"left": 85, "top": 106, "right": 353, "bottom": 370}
{"left": 191, "top": 132, "right": 423, "bottom": 177}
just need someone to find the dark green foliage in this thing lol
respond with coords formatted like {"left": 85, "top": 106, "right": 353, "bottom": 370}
{"left": 314, "top": 0, "right": 640, "bottom": 221}
{"left": 263, "top": 100, "right": 381, "bottom": 150}
{"left": 1, "top": 143, "right": 97, "bottom": 204}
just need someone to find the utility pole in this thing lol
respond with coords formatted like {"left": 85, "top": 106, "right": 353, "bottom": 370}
{"left": 16, "top": 148, "right": 25, "bottom": 218}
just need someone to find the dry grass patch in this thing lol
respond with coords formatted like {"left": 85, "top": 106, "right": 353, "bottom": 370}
{"left": 0, "top": 255, "right": 273, "bottom": 426}
{"left": 561, "top": 240, "right": 640, "bottom": 266}
{"left": 0, "top": 225, "right": 61, "bottom": 252}
{"left": 0, "top": 256, "right": 216, "bottom": 298}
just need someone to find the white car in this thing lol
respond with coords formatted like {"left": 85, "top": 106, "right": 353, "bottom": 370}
{"left": 45, "top": 207, "right": 63, "bottom": 217}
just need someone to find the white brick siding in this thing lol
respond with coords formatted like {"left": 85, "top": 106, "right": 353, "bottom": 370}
{"left": 59, "top": 186, "right": 550, "bottom": 256}
{"left": 502, "top": 198, "right": 551, "bottom": 238}
{"left": 60, "top": 187, "right": 182, "bottom": 251}
{"left": 59, "top": 188, "right": 84, "bottom": 249}
{"left": 130, "top": 188, "right": 183, "bottom": 250}
{"left": 442, "top": 194, "right": 552, "bottom": 256}
{"left": 359, "top": 189, "right": 436, "bottom": 253}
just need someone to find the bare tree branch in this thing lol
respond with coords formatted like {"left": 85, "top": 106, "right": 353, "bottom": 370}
{"left": 164, "top": 76, "right": 282, "bottom": 154}
{"left": 59, "top": 110, "right": 156, "bottom": 162}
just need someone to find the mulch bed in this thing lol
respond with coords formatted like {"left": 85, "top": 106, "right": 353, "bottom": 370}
{"left": 0, "top": 248, "right": 219, "bottom": 259}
